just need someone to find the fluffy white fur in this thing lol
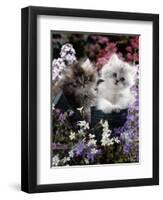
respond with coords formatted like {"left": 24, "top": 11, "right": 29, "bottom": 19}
{"left": 97, "top": 54, "right": 136, "bottom": 113}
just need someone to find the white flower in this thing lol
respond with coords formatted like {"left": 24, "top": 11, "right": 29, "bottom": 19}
{"left": 101, "top": 137, "right": 114, "bottom": 146}
{"left": 63, "top": 54, "right": 77, "bottom": 65}
{"left": 69, "top": 131, "right": 76, "bottom": 140}
{"left": 100, "top": 119, "right": 108, "bottom": 128}
{"left": 100, "top": 120, "right": 112, "bottom": 135}
{"left": 84, "top": 122, "right": 90, "bottom": 130}
{"left": 62, "top": 157, "right": 67, "bottom": 164}
{"left": 77, "top": 121, "right": 90, "bottom": 130}
{"left": 52, "top": 66, "right": 61, "bottom": 80}
{"left": 102, "top": 127, "right": 111, "bottom": 135}
{"left": 52, "top": 58, "right": 65, "bottom": 69}
{"left": 106, "top": 138, "right": 114, "bottom": 146}
{"left": 52, "top": 58, "right": 66, "bottom": 81}
{"left": 78, "top": 129, "right": 85, "bottom": 135}
{"left": 52, "top": 103, "right": 55, "bottom": 110}
{"left": 120, "top": 132, "right": 132, "bottom": 143}
{"left": 52, "top": 154, "right": 60, "bottom": 166}
{"left": 84, "top": 158, "right": 89, "bottom": 164}
{"left": 52, "top": 43, "right": 77, "bottom": 81}
{"left": 103, "top": 120, "right": 108, "bottom": 128}
{"left": 89, "top": 134, "right": 95, "bottom": 139}
{"left": 60, "top": 43, "right": 76, "bottom": 55}
{"left": 101, "top": 129, "right": 111, "bottom": 139}
{"left": 69, "top": 150, "right": 74, "bottom": 158}
{"left": 77, "top": 107, "right": 83, "bottom": 113}
{"left": 87, "top": 139, "right": 97, "bottom": 147}
{"left": 91, "top": 148, "right": 98, "bottom": 154}
{"left": 62, "top": 157, "right": 70, "bottom": 164}
{"left": 114, "top": 137, "right": 120, "bottom": 144}
{"left": 60, "top": 43, "right": 77, "bottom": 65}
{"left": 101, "top": 125, "right": 115, "bottom": 146}
{"left": 77, "top": 120, "right": 86, "bottom": 127}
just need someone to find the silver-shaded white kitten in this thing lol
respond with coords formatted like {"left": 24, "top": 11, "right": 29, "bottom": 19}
{"left": 97, "top": 54, "right": 136, "bottom": 113}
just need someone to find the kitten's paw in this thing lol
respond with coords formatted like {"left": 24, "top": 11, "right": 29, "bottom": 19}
{"left": 114, "top": 108, "right": 121, "bottom": 113}
{"left": 97, "top": 98, "right": 113, "bottom": 113}
{"left": 102, "top": 107, "right": 113, "bottom": 114}
{"left": 97, "top": 104, "right": 113, "bottom": 113}
{"left": 112, "top": 104, "right": 121, "bottom": 113}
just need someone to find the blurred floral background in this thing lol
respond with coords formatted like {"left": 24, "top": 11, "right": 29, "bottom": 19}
{"left": 51, "top": 32, "right": 139, "bottom": 167}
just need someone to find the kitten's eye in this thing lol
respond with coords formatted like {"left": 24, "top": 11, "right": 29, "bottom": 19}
{"left": 120, "top": 77, "right": 125, "bottom": 82}
{"left": 72, "top": 82, "right": 77, "bottom": 87}
{"left": 113, "top": 73, "right": 117, "bottom": 78}
{"left": 84, "top": 76, "right": 90, "bottom": 83}
{"left": 84, "top": 77, "right": 88, "bottom": 81}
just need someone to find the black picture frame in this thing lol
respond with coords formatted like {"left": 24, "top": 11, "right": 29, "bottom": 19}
{"left": 21, "top": 6, "right": 159, "bottom": 193}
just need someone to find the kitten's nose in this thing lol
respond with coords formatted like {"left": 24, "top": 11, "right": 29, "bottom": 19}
{"left": 115, "top": 80, "right": 119, "bottom": 85}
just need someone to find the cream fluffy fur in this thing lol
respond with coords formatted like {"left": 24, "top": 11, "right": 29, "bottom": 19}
{"left": 97, "top": 54, "right": 136, "bottom": 113}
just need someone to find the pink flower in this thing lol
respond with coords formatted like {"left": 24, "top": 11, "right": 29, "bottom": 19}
{"left": 127, "top": 53, "right": 133, "bottom": 61}
{"left": 126, "top": 46, "right": 132, "bottom": 52}
{"left": 133, "top": 53, "right": 139, "bottom": 62}
{"left": 106, "top": 42, "right": 117, "bottom": 51}
{"left": 96, "top": 57, "right": 108, "bottom": 67}
{"left": 89, "top": 44, "right": 97, "bottom": 51}
{"left": 130, "top": 37, "right": 139, "bottom": 49}
{"left": 98, "top": 36, "right": 109, "bottom": 44}
{"left": 117, "top": 52, "right": 124, "bottom": 60}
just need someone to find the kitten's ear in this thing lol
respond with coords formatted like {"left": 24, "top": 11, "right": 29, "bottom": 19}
{"left": 109, "top": 54, "right": 120, "bottom": 65}
{"left": 100, "top": 54, "right": 119, "bottom": 77}
{"left": 82, "top": 58, "right": 94, "bottom": 70}
{"left": 64, "top": 67, "right": 74, "bottom": 79}
{"left": 70, "top": 62, "right": 80, "bottom": 75}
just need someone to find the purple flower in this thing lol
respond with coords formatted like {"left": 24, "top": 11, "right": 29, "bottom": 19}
{"left": 113, "top": 74, "right": 139, "bottom": 160}
{"left": 127, "top": 115, "right": 135, "bottom": 121}
{"left": 74, "top": 142, "right": 85, "bottom": 156}
{"left": 86, "top": 152, "right": 95, "bottom": 162}
{"left": 58, "top": 113, "right": 66, "bottom": 122}
{"left": 52, "top": 58, "right": 66, "bottom": 81}
{"left": 52, "top": 143, "right": 68, "bottom": 150}
{"left": 86, "top": 148, "right": 101, "bottom": 163}
{"left": 53, "top": 108, "right": 61, "bottom": 116}
{"left": 60, "top": 43, "right": 77, "bottom": 65}
{"left": 68, "top": 110, "right": 74, "bottom": 116}
{"left": 52, "top": 43, "right": 77, "bottom": 82}
{"left": 98, "top": 36, "right": 109, "bottom": 44}
{"left": 123, "top": 143, "right": 131, "bottom": 154}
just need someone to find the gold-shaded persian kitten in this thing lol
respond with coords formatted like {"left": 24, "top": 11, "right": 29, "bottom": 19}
{"left": 53, "top": 59, "right": 97, "bottom": 119}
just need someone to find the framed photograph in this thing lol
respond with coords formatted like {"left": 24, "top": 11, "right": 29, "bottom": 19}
{"left": 21, "top": 6, "right": 159, "bottom": 193}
